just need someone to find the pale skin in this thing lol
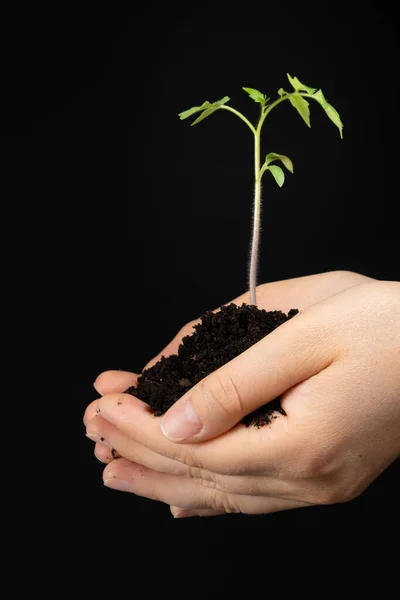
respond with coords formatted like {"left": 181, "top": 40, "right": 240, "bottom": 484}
{"left": 83, "top": 271, "right": 400, "bottom": 518}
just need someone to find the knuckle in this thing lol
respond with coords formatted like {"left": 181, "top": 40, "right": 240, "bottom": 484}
{"left": 207, "top": 488, "right": 241, "bottom": 514}
{"left": 311, "top": 479, "right": 358, "bottom": 505}
{"left": 331, "top": 269, "right": 371, "bottom": 285}
{"left": 178, "top": 444, "right": 207, "bottom": 471}
{"left": 291, "top": 449, "right": 329, "bottom": 482}
{"left": 299, "top": 455, "right": 366, "bottom": 505}
{"left": 201, "top": 371, "right": 243, "bottom": 419}
{"left": 296, "top": 437, "right": 342, "bottom": 480}
{"left": 342, "top": 481, "right": 365, "bottom": 503}
{"left": 291, "top": 447, "right": 349, "bottom": 505}
{"left": 332, "top": 473, "right": 368, "bottom": 504}
{"left": 309, "top": 482, "right": 345, "bottom": 505}
{"left": 332, "top": 269, "right": 357, "bottom": 280}
{"left": 190, "top": 467, "right": 218, "bottom": 490}
{"left": 190, "top": 468, "right": 233, "bottom": 495}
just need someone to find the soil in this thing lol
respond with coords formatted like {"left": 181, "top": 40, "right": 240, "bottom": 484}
{"left": 125, "top": 303, "right": 299, "bottom": 427}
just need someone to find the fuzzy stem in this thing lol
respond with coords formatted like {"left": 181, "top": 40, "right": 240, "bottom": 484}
{"left": 248, "top": 93, "right": 306, "bottom": 305}
{"left": 224, "top": 93, "right": 311, "bottom": 306}
{"left": 249, "top": 129, "right": 261, "bottom": 305}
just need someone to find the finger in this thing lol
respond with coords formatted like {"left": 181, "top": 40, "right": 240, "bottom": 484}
{"left": 86, "top": 413, "right": 300, "bottom": 498}
{"left": 86, "top": 415, "right": 188, "bottom": 475}
{"left": 96, "top": 392, "right": 295, "bottom": 476}
{"left": 83, "top": 400, "right": 101, "bottom": 426}
{"left": 85, "top": 421, "right": 121, "bottom": 462}
{"left": 94, "top": 443, "right": 115, "bottom": 464}
{"left": 159, "top": 301, "right": 338, "bottom": 443}
{"left": 93, "top": 370, "right": 139, "bottom": 395}
{"left": 170, "top": 505, "right": 225, "bottom": 518}
{"left": 103, "top": 459, "right": 214, "bottom": 509}
{"left": 103, "top": 459, "right": 308, "bottom": 515}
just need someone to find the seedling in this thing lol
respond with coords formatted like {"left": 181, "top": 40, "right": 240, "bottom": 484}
{"left": 179, "top": 73, "right": 343, "bottom": 306}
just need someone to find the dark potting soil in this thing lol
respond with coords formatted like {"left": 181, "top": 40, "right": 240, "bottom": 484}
{"left": 125, "top": 303, "right": 299, "bottom": 427}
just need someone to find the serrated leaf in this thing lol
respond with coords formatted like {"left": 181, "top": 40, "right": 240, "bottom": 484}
{"left": 178, "top": 96, "right": 230, "bottom": 121}
{"left": 243, "top": 87, "right": 266, "bottom": 103}
{"left": 265, "top": 152, "right": 294, "bottom": 173}
{"left": 268, "top": 165, "right": 285, "bottom": 187}
{"left": 289, "top": 94, "right": 311, "bottom": 127}
{"left": 287, "top": 73, "right": 317, "bottom": 95}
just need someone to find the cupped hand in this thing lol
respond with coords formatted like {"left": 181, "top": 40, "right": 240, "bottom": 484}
{"left": 85, "top": 269, "right": 368, "bottom": 461}
{"left": 84, "top": 271, "right": 400, "bottom": 517}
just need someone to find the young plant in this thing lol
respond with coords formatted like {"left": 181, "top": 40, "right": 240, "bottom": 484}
{"left": 179, "top": 73, "right": 343, "bottom": 306}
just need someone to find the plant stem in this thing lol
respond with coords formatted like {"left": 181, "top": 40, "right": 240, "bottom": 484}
{"left": 247, "top": 94, "right": 305, "bottom": 305}
{"left": 220, "top": 106, "right": 256, "bottom": 135}
{"left": 221, "top": 105, "right": 259, "bottom": 305}
{"left": 224, "top": 93, "right": 309, "bottom": 306}
{"left": 249, "top": 126, "right": 261, "bottom": 305}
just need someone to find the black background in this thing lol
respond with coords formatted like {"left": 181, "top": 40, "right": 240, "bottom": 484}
{"left": 1, "top": 0, "right": 399, "bottom": 566}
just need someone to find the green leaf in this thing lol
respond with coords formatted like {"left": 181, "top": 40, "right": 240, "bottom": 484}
{"left": 191, "top": 106, "right": 220, "bottom": 125}
{"left": 277, "top": 87, "right": 286, "bottom": 97}
{"left": 178, "top": 96, "right": 230, "bottom": 122}
{"left": 265, "top": 152, "right": 294, "bottom": 173}
{"left": 287, "top": 73, "right": 317, "bottom": 94}
{"left": 243, "top": 87, "right": 266, "bottom": 103}
{"left": 179, "top": 101, "right": 212, "bottom": 120}
{"left": 213, "top": 96, "right": 230, "bottom": 108}
{"left": 312, "top": 89, "right": 344, "bottom": 138}
{"left": 312, "top": 89, "right": 326, "bottom": 104}
{"left": 267, "top": 165, "right": 285, "bottom": 187}
{"left": 324, "top": 103, "right": 343, "bottom": 138}
{"left": 289, "top": 94, "right": 311, "bottom": 127}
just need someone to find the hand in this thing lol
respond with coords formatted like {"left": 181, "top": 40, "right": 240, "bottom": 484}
{"left": 84, "top": 271, "right": 400, "bottom": 517}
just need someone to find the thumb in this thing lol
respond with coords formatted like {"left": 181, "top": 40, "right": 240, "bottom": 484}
{"left": 160, "top": 307, "right": 335, "bottom": 443}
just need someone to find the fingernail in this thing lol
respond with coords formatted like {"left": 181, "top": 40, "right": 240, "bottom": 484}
{"left": 86, "top": 432, "right": 112, "bottom": 448}
{"left": 104, "top": 479, "right": 134, "bottom": 493}
{"left": 161, "top": 399, "right": 202, "bottom": 441}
